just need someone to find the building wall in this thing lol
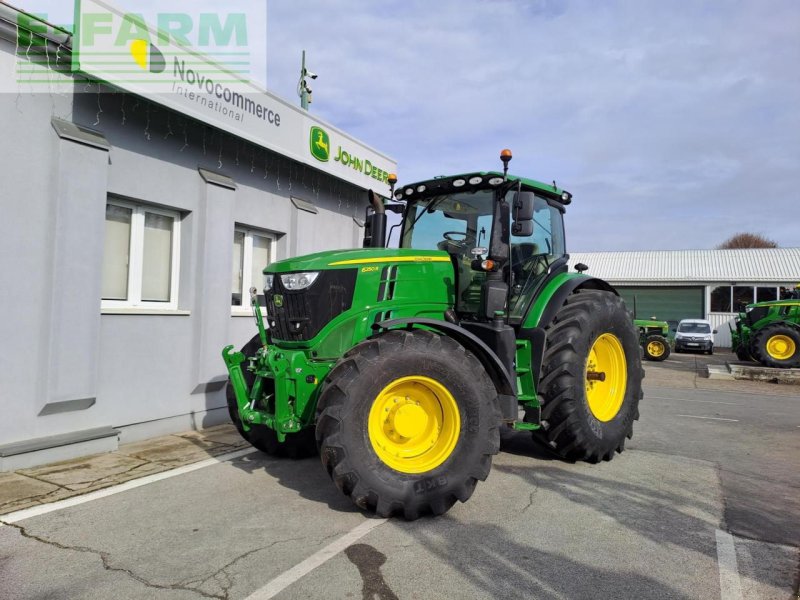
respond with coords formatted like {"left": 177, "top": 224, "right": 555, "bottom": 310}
{"left": 616, "top": 286, "right": 705, "bottom": 327}
{"left": 0, "top": 39, "right": 369, "bottom": 456}
{"left": 613, "top": 281, "right": 795, "bottom": 348}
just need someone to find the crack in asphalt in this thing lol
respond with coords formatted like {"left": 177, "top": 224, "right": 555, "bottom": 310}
{"left": 0, "top": 519, "right": 223, "bottom": 599}
{"left": 521, "top": 471, "right": 540, "bottom": 512}
{"left": 179, "top": 536, "right": 308, "bottom": 600}
{"left": 0, "top": 462, "right": 169, "bottom": 515}
{"left": 22, "top": 460, "right": 157, "bottom": 492}
{"left": 1, "top": 519, "right": 352, "bottom": 600}
{"left": 0, "top": 475, "right": 74, "bottom": 513}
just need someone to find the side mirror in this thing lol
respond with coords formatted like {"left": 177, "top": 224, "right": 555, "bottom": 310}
{"left": 512, "top": 191, "right": 535, "bottom": 221}
{"left": 511, "top": 221, "right": 533, "bottom": 236}
{"left": 511, "top": 191, "right": 535, "bottom": 238}
{"left": 712, "top": 329, "right": 718, "bottom": 334}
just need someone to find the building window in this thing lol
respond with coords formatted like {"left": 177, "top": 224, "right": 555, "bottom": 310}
{"left": 232, "top": 228, "right": 276, "bottom": 311}
{"left": 756, "top": 287, "right": 777, "bottom": 302}
{"left": 102, "top": 199, "right": 181, "bottom": 309}
{"left": 732, "top": 286, "right": 754, "bottom": 311}
{"left": 710, "top": 286, "right": 731, "bottom": 312}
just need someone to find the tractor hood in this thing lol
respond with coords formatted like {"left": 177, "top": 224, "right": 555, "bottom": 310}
{"left": 261, "top": 247, "right": 455, "bottom": 349}
{"left": 265, "top": 248, "right": 451, "bottom": 274}
{"left": 746, "top": 300, "right": 800, "bottom": 309}
{"left": 634, "top": 319, "right": 668, "bottom": 330}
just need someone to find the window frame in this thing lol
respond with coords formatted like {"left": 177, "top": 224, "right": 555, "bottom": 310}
{"left": 101, "top": 198, "right": 181, "bottom": 311}
{"left": 232, "top": 226, "right": 277, "bottom": 315}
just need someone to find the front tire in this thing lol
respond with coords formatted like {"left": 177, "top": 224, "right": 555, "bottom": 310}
{"left": 316, "top": 330, "right": 500, "bottom": 520}
{"left": 735, "top": 345, "right": 753, "bottom": 362}
{"left": 534, "top": 290, "right": 643, "bottom": 462}
{"left": 226, "top": 335, "right": 316, "bottom": 458}
{"left": 643, "top": 334, "right": 670, "bottom": 362}
{"left": 752, "top": 325, "right": 800, "bottom": 368}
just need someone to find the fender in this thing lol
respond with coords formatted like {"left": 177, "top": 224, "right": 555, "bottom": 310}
{"left": 372, "top": 317, "right": 518, "bottom": 421}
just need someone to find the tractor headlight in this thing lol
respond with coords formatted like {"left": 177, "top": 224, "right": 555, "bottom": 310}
{"left": 264, "top": 274, "right": 274, "bottom": 292}
{"left": 281, "top": 272, "right": 320, "bottom": 291}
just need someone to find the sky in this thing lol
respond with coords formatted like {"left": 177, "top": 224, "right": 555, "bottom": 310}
{"left": 17, "top": 0, "right": 800, "bottom": 251}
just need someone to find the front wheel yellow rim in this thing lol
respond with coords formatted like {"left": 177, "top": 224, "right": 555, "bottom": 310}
{"left": 766, "top": 334, "right": 796, "bottom": 360}
{"left": 585, "top": 333, "right": 628, "bottom": 422}
{"left": 647, "top": 340, "right": 666, "bottom": 357}
{"left": 368, "top": 376, "right": 461, "bottom": 474}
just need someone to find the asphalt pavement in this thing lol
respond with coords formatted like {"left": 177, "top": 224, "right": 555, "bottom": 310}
{"left": 0, "top": 353, "right": 797, "bottom": 600}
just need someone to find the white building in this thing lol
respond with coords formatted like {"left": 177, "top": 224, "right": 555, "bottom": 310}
{"left": 0, "top": 5, "right": 396, "bottom": 469}
{"left": 568, "top": 248, "right": 800, "bottom": 347}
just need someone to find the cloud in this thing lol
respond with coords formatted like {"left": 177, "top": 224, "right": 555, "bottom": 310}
{"left": 17, "top": 0, "right": 800, "bottom": 250}
{"left": 267, "top": 0, "right": 800, "bottom": 250}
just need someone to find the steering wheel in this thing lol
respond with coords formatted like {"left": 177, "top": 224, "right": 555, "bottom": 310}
{"left": 443, "top": 231, "right": 468, "bottom": 241}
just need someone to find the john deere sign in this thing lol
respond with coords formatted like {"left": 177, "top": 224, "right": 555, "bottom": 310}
{"left": 310, "top": 127, "right": 391, "bottom": 185}
{"left": 72, "top": 0, "right": 396, "bottom": 195}
{"left": 310, "top": 127, "right": 330, "bottom": 162}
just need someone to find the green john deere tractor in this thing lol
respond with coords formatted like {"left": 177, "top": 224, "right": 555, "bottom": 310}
{"left": 731, "top": 298, "right": 800, "bottom": 368}
{"left": 634, "top": 318, "right": 671, "bottom": 362}
{"left": 222, "top": 150, "right": 643, "bottom": 519}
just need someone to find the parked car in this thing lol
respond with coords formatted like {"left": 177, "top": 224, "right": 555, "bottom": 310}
{"left": 673, "top": 319, "right": 717, "bottom": 355}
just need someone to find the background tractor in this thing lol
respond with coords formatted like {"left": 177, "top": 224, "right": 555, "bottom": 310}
{"left": 731, "top": 299, "right": 800, "bottom": 368}
{"left": 634, "top": 318, "right": 671, "bottom": 362}
{"left": 223, "top": 150, "right": 643, "bottom": 520}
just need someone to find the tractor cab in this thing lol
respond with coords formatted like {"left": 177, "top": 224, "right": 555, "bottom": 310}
{"left": 392, "top": 172, "right": 569, "bottom": 324}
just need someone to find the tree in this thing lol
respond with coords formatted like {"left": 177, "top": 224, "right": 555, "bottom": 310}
{"left": 716, "top": 232, "right": 778, "bottom": 249}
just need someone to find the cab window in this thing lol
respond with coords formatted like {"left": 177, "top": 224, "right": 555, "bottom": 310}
{"left": 508, "top": 195, "right": 566, "bottom": 319}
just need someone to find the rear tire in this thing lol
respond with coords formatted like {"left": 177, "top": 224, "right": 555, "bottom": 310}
{"left": 534, "top": 289, "right": 643, "bottom": 462}
{"left": 226, "top": 335, "right": 317, "bottom": 458}
{"left": 751, "top": 324, "right": 800, "bottom": 368}
{"left": 316, "top": 330, "right": 500, "bottom": 520}
{"left": 643, "top": 334, "right": 670, "bottom": 362}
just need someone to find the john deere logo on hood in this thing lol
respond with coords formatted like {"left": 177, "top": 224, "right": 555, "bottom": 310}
{"left": 310, "top": 126, "right": 330, "bottom": 162}
{"left": 130, "top": 39, "right": 166, "bottom": 73}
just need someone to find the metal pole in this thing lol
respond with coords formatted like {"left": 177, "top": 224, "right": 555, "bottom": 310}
{"left": 299, "top": 50, "right": 309, "bottom": 110}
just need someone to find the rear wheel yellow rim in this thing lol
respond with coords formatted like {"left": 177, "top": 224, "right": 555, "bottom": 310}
{"left": 766, "top": 334, "right": 796, "bottom": 360}
{"left": 585, "top": 333, "right": 628, "bottom": 422}
{"left": 647, "top": 340, "right": 666, "bottom": 357}
{"left": 368, "top": 376, "right": 460, "bottom": 474}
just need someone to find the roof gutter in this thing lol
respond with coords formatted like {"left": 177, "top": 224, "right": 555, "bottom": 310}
{"left": 0, "top": 2, "right": 72, "bottom": 52}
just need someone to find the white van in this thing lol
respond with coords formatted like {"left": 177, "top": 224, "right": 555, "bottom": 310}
{"left": 674, "top": 319, "right": 717, "bottom": 355}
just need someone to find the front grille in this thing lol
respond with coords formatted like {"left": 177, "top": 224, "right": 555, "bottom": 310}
{"left": 265, "top": 269, "right": 358, "bottom": 342}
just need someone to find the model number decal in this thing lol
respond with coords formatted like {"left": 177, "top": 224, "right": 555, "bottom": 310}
{"left": 414, "top": 477, "right": 448, "bottom": 494}
{"left": 361, "top": 266, "right": 380, "bottom": 273}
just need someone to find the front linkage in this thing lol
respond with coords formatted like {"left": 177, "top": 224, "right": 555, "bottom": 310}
{"left": 222, "top": 288, "right": 329, "bottom": 442}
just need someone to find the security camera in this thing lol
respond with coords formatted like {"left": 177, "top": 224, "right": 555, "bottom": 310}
{"left": 305, "top": 70, "right": 318, "bottom": 80}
